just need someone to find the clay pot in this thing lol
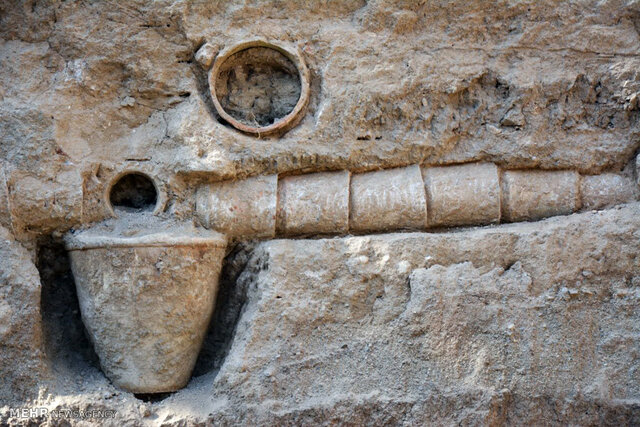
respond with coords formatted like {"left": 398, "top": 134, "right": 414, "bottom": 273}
{"left": 65, "top": 223, "right": 227, "bottom": 393}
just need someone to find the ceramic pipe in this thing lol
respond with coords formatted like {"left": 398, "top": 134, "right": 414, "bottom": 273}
{"left": 196, "top": 163, "right": 639, "bottom": 237}
{"left": 349, "top": 165, "right": 428, "bottom": 232}
{"left": 580, "top": 173, "right": 639, "bottom": 211}
{"left": 3, "top": 165, "right": 83, "bottom": 235}
{"left": 500, "top": 170, "right": 580, "bottom": 222}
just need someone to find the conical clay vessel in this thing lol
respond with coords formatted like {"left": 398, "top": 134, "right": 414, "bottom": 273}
{"left": 65, "top": 215, "right": 227, "bottom": 393}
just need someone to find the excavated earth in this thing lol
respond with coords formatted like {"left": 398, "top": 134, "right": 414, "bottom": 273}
{"left": 1, "top": 0, "right": 640, "bottom": 425}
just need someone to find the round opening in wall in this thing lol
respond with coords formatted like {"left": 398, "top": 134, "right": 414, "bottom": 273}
{"left": 210, "top": 40, "right": 310, "bottom": 136}
{"left": 109, "top": 172, "right": 158, "bottom": 212}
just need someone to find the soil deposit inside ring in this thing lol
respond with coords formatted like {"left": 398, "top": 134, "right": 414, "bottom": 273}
{"left": 214, "top": 47, "right": 301, "bottom": 127}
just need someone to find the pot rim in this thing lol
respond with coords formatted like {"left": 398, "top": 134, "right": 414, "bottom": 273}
{"left": 65, "top": 231, "right": 227, "bottom": 251}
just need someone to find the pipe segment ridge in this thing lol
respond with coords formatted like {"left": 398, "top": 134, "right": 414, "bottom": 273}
{"left": 196, "top": 162, "right": 640, "bottom": 238}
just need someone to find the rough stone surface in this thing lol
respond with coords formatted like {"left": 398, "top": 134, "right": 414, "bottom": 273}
{"left": 2, "top": 206, "right": 639, "bottom": 424}
{"left": 0, "top": 162, "right": 12, "bottom": 232}
{"left": 194, "top": 42, "right": 218, "bottom": 70}
{"left": 0, "top": 225, "right": 47, "bottom": 405}
{"left": 1, "top": 0, "right": 638, "bottom": 235}
{"left": 2, "top": 0, "right": 640, "bottom": 424}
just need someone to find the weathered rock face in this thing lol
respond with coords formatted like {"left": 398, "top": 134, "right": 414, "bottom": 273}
{"left": 1, "top": 0, "right": 640, "bottom": 424}
{"left": 2, "top": 206, "right": 639, "bottom": 424}
{"left": 213, "top": 205, "right": 640, "bottom": 425}
{"left": 0, "top": 226, "right": 47, "bottom": 405}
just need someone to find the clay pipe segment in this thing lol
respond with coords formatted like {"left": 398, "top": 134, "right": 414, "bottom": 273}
{"left": 209, "top": 39, "right": 311, "bottom": 137}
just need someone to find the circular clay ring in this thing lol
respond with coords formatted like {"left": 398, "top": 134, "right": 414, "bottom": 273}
{"left": 209, "top": 40, "right": 310, "bottom": 137}
{"left": 105, "top": 170, "right": 167, "bottom": 217}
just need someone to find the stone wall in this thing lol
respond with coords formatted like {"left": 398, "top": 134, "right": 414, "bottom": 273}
{"left": 1, "top": 0, "right": 639, "bottom": 424}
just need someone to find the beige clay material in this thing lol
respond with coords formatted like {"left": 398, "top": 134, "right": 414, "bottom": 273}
{"left": 65, "top": 217, "right": 227, "bottom": 393}
{"left": 423, "top": 163, "right": 501, "bottom": 227}
{"left": 276, "top": 171, "right": 350, "bottom": 236}
{"left": 197, "top": 164, "right": 637, "bottom": 238}
{"left": 580, "top": 173, "right": 638, "bottom": 211}
{"left": 501, "top": 170, "right": 580, "bottom": 222}
{"left": 349, "top": 165, "right": 427, "bottom": 232}
{"left": 196, "top": 175, "right": 278, "bottom": 238}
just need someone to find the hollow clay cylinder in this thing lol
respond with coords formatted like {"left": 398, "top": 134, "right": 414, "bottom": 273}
{"left": 501, "top": 170, "right": 580, "bottom": 222}
{"left": 276, "top": 171, "right": 350, "bottom": 236}
{"left": 5, "top": 166, "right": 82, "bottom": 233}
{"left": 65, "top": 217, "right": 227, "bottom": 393}
{"left": 580, "top": 173, "right": 638, "bottom": 210}
{"left": 423, "top": 163, "right": 500, "bottom": 227}
{"left": 209, "top": 40, "right": 311, "bottom": 136}
{"left": 196, "top": 175, "right": 277, "bottom": 238}
{"left": 350, "top": 165, "right": 427, "bottom": 232}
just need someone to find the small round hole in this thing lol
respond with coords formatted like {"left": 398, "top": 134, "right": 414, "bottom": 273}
{"left": 109, "top": 173, "right": 157, "bottom": 212}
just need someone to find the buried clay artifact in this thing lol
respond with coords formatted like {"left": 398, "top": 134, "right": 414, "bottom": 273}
{"left": 197, "top": 161, "right": 640, "bottom": 238}
{"left": 3, "top": 2, "right": 640, "bottom": 423}
{"left": 63, "top": 163, "right": 640, "bottom": 394}
{"left": 209, "top": 40, "right": 311, "bottom": 136}
{"left": 65, "top": 214, "right": 227, "bottom": 393}
{"left": 64, "top": 172, "right": 227, "bottom": 393}
{"left": 276, "top": 171, "right": 350, "bottom": 236}
{"left": 422, "top": 163, "right": 501, "bottom": 227}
